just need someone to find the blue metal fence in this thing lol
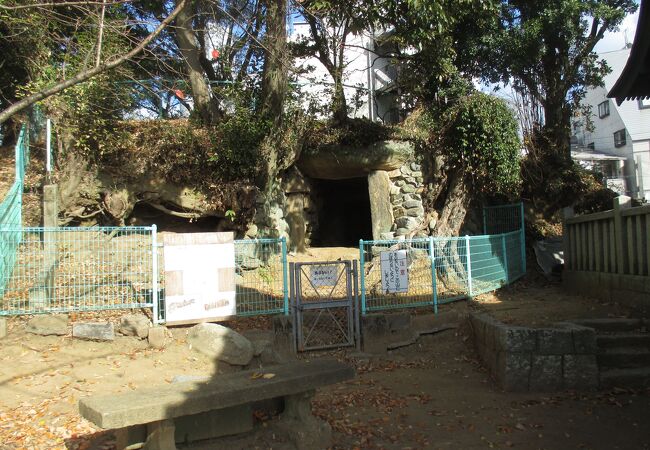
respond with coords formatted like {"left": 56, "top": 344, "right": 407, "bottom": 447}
{"left": 0, "top": 125, "right": 29, "bottom": 299}
{"left": 359, "top": 203, "right": 526, "bottom": 314}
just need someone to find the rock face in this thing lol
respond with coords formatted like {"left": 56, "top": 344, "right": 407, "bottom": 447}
{"left": 368, "top": 171, "right": 394, "bottom": 240}
{"left": 72, "top": 322, "right": 115, "bottom": 341}
{"left": 187, "top": 323, "right": 254, "bottom": 366}
{"left": 26, "top": 315, "right": 69, "bottom": 336}
{"left": 119, "top": 314, "right": 150, "bottom": 338}
{"left": 298, "top": 140, "right": 414, "bottom": 180}
{"left": 148, "top": 326, "right": 168, "bottom": 349}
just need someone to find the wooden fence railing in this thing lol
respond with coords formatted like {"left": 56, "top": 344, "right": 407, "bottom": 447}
{"left": 563, "top": 196, "right": 650, "bottom": 309}
{"left": 565, "top": 196, "right": 650, "bottom": 277}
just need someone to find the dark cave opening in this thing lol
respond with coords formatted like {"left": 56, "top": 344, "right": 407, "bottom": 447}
{"left": 311, "top": 177, "right": 373, "bottom": 247}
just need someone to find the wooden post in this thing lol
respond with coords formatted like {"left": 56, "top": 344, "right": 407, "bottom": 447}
{"left": 613, "top": 195, "right": 631, "bottom": 275}
{"left": 562, "top": 207, "right": 574, "bottom": 270}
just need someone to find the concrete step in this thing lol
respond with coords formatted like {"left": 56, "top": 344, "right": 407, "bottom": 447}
{"left": 600, "top": 367, "right": 650, "bottom": 389}
{"left": 597, "top": 334, "right": 650, "bottom": 349}
{"left": 571, "top": 318, "right": 644, "bottom": 333}
{"left": 598, "top": 348, "right": 650, "bottom": 369}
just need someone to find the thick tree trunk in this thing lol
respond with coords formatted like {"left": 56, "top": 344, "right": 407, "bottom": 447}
{"left": 331, "top": 69, "right": 347, "bottom": 124}
{"left": 543, "top": 93, "right": 572, "bottom": 161}
{"left": 175, "top": 0, "right": 221, "bottom": 125}
{"left": 432, "top": 171, "right": 472, "bottom": 292}
{"left": 259, "top": 0, "right": 288, "bottom": 123}
{"left": 434, "top": 171, "right": 471, "bottom": 237}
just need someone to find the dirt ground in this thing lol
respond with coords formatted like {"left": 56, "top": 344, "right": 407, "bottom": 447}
{"left": 472, "top": 269, "right": 647, "bottom": 327}
{"left": 1, "top": 277, "right": 649, "bottom": 450}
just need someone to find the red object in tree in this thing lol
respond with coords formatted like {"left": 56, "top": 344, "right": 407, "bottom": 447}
{"left": 211, "top": 49, "right": 220, "bottom": 59}
{"left": 174, "top": 89, "right": 185, "bottom": 100}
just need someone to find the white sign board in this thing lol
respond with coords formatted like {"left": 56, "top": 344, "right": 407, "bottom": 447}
{"left": 380, "top": 250, "right": 409, "bottom": 294}
{"left": 163, "top": 232, "right": 236, "bottom": 324}
{"left": 310, "top": 265, "right": 338, "bottom": 286}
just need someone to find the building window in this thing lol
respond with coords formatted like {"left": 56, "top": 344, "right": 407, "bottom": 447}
{"left": 614, "top": 129, "right": 626, "bottom": 147}
{"left": 639, "top": 98, "right": 650, "bottom": 109}
{"left": 587, "top": 142, "right": 595, "bottom": 150}
{"left": 598, "top": 100, "right": 610, "bottom": 118}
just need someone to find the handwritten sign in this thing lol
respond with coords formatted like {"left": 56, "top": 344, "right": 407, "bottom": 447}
{"left": 380, "top": 250, "right": 409, "bottom": 294}
{"left": 310, "top": 265, "right": 338, "bottom": 286}
{"left": 163, "top": 232, "right": 236, "bottom": 324}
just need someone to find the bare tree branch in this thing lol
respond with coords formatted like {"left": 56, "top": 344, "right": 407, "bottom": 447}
{"left": 0, "top": 0, "right": 131, "bottom": 10}
{"left": 0, "top": 0, "right": 187, "bottom": 124}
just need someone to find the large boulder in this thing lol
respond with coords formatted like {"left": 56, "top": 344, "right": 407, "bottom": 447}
{"left": 26, "top": 314, "right": 68, "bottom": 336}
{"left": 187, "top": 323, "right": 254, "bottom": 366}
{"left": 119, "top": 314, "right": 151, "bottom": 338}
{"left": 297, "top": 140, "right": 414, "bottom": 180}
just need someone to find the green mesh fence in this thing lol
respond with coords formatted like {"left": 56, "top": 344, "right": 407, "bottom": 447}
{"left": 0, "top": 227, "right": 156, "bottom": 315}
{"left": 359, "top": 238, "right": 434, "bottom": 312}
{"left": 0, "top": 125, "right": 29, "bottom": 299}
{"left": 360, "top": 203, "right": 526, "bottom": 314}
{"left": 233, "top": 238, "right": 289, "bottom": 316}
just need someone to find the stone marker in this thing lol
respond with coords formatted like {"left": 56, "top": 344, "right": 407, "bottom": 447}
{"left": 148, "top": 326, "right": 168, "bottom": 349}
{"left": 26, "top": 314, "right": 68, "bottom": 336}
{"left": 119, "top": 314, "right": 151, "bottom": 339}
{"left": 187, "top": 323, "right": 254, "bottom": 366}
{"left": 72, "top": 322, "right": 114, "bottom": 341}
{"left": 171, "top": 375, "right": 210, "bottom": 384}
{"left": 0, "top": 318, "right": 6, "bottom": 339}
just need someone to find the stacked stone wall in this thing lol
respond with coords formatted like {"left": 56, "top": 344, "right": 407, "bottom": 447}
{"left": 386, "top": 163, "right": 427, "bottom": 239}
{"left": 469, "top": 312, "right": 599, "bottom": 391}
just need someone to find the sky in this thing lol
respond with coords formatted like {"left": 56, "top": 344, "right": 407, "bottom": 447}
{"left": 593, "top": 9, "right": 640, "bottom": 53}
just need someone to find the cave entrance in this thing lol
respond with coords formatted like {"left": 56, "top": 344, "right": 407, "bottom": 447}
{"left": 311, "top": 177, "right": 373, "bottom": 247}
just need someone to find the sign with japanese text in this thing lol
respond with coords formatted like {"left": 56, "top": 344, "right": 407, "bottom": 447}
{"left": 310, "top": 264, "right": 339, "bottom": 286}
{"left": 163, "top": 232, "right": 236, "bottom": 324}
{"left": 380, "top": 250, "right": 409, "bottom": 293}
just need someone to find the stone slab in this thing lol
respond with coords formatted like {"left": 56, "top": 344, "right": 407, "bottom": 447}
{"left": 297, "top": 140, "right": 414, "bottom": 180}
{"left": 174, "top": 404, "right": 253, "bottom": 444}
{"left": 555, "top": 322, "right": 598, "bottom": 354}
{"left": 79, "top": 359, "right": 354, "bottom": 429}
{"left": 360, "top": 314, "right": 388, "bottom": 353}
{"left": 148, "top": 326, "right": 168, "bottom": 349}
{"left": 496, "top": 352, "right": 531, "bottom": 392}
{"left": 563, "top": 354, "right": 599, "bottom": 390}
{"left": 26, "top": 314, "right": 68, "bottom": 336}
{"left": 536, "top": 328, "right": 574, "bottom": 355}
{"left": 368, "top": 170, "right": 394, "bottom": 241}
{"left": 495, "top": 326, "right": 537, "bottom": 353}
{"left": 73, "top": 322, "right": 115, "bottom": 341}
{"left": 529, "top": 355, "right": 563, "bottom": 391}
{"left": 570, "top": 318, "right": 643, "bottom": 333}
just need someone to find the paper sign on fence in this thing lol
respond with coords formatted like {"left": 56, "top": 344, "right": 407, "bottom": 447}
{"left": 163, "top": 232, "right": 236, "bottom": 323}
{"left": 310, "top": 264, "right": 338, "bottom": 286}
{"left": 380, "top": 250, "right": 409, "bottom": 294}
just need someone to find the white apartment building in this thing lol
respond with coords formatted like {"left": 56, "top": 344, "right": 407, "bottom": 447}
{"left": 572, "top": 48, "right": 650, "bottom": 199}
{"left": 290, "top": 20, "right": 401, "bottom": 123}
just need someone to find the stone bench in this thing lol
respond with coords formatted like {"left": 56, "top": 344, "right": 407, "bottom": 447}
{"left": 78, "top": 359, "right": 354, "bottom": 450}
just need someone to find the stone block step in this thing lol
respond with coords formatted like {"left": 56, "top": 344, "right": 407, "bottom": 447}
{"left": 600, "top": 367, "right": 650, "bottom": 389}
{"left": 597, "top": 334, "right": 650, "bottom": 349}
{"left": 597, "top": 348, "right": 650, "bottom": 369}
{"left": 571, "top": 318, "right": 643, "bottom": 333}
